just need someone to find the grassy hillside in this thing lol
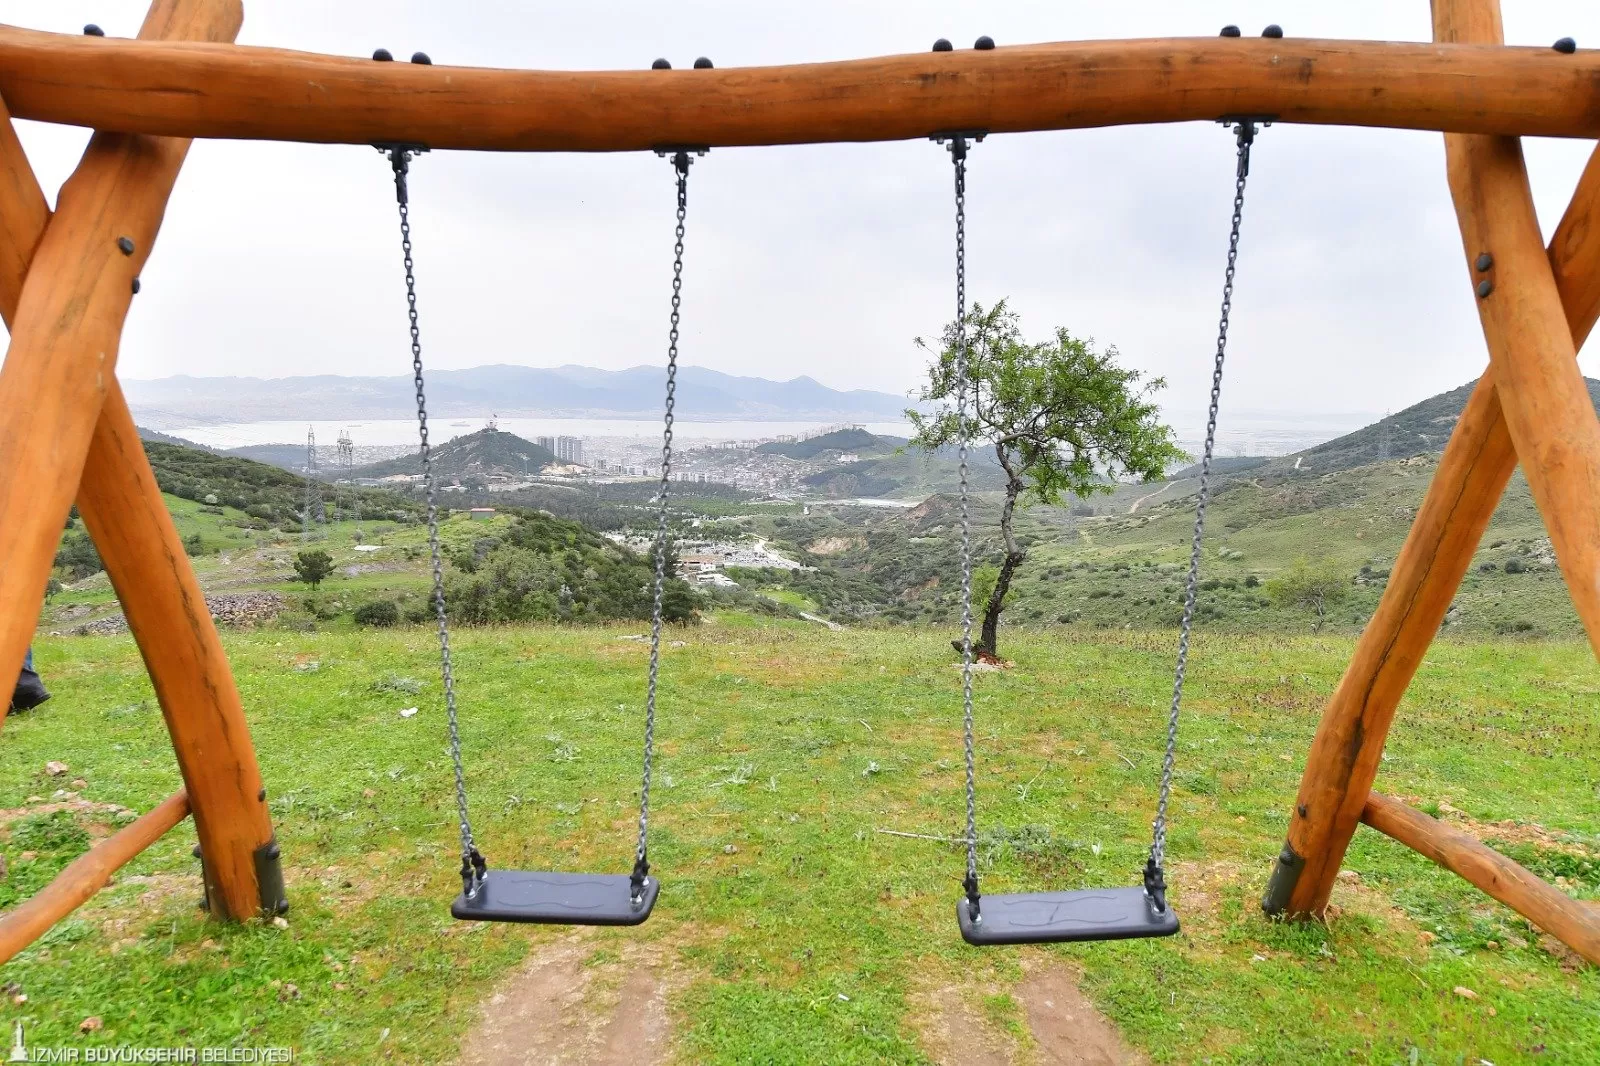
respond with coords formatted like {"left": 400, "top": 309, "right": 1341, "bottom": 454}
{"left": 2, "top": 622, "right": 1595, "bottom": 1062}
{"left": 1267, "top": 377, "right": 1600, "bottom": 476}
{"left": 147, "top": 441, "right": 417, "bottom": 529}
{"left": 745, "top": 452, "right": 1580, "bottom": 639}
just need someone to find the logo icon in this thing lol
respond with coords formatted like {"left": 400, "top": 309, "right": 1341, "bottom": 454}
{"left": 7, "top": 1020, "right": 25, "bottom": 1063}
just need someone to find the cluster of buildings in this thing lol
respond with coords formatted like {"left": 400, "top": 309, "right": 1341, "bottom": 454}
{"left": 536, "top": 435, "right": 586, "bottom": 465}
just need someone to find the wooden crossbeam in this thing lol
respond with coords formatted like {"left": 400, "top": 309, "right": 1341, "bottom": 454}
{"left": 0, "top": 30, "right": 1597, "bottom": 150}
{"left": 0, "top": 791, "right": 189, "bottom": 966}
{"left": 1361, "top": 792, "right": 1600, "bottom": 965}
{"left": 1265, "top": 0, "right": 1600, "bottom": 958}
{"left": 0, "top": 0, "right": 279, "bottom": 925}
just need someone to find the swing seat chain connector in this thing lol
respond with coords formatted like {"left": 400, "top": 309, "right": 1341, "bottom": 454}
{"left": 653, "top": 146, "right": 710, "bottom": 176}
{"left": 931, "top": 130, "right": 988, "bottom": 161}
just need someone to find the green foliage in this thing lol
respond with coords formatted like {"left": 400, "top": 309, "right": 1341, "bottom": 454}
{"left": 146, "top": 440, "right": 416, "bottom": 529}
{"left": 182, "top": 531, "right": 206, "bottom": 557}
{"left": 970, "top": 563, "right": 1000, "bottom": 613}
{"left": 908, "top": 300, "right": 1183, "bottom": 505}
{"left": 293, "top": 549, "right": 336, "bottom": 589}
{"left": 353, "top": 600, "right": 400, "bottom": 627}
{"left": 1266, "top": 557, "right": 1351, "bottom": 631}
{"left": 442, "top": 511, "right": 698, "bottom": 624}
{"left": 53, "top": 529, "right": 102, "bottom": 580}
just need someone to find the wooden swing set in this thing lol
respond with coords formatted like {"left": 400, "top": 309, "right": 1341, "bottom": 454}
{"left": 0, "top": 0, "right": 1598, "bottom": 967}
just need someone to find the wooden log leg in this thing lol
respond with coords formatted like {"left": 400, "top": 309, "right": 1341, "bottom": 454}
{"left": 0, "top": 0, "right": 274, "bottom": 923}
{"left": 0, "top": 791, "right": 190, "bottom": 965}
{"left": 1265, "top": 0, "right": 1600, "bottom": 919}
{"left": 79, "top": 387, "right": 282, "bottom": 919}
{"left": 0, "top": 0, "right": 241, "bottom": 726}
{"left": 1362, "top": 792, "right": 1600, "bottom": 965}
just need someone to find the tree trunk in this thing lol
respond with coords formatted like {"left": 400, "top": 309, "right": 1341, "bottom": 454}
{"left": 977, "top": 445, "right": 1026, "bottom": 658}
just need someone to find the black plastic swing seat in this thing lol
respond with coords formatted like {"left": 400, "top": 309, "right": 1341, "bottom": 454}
{"left": 451, "top": 870, "right": 660, "bottom": 925}
{"left": 957, "top": 886, "right": 1179, "bottom": 945}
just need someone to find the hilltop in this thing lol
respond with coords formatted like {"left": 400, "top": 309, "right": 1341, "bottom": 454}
{"left": 755, "top": 427, "right": 899, "bottom": 460}
{"left": 352, "top": 427, "right": 559, "bottom": 482}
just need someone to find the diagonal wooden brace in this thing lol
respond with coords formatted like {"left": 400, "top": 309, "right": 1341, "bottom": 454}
{"left": 1266, "top": 0, "right": 1600, "bottom": 922}
{"left": 0, "top": 0, "right": 280, "bottom": 922}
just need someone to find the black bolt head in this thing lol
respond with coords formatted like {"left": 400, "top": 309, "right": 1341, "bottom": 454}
{"left": 651, "top": 57, "right": 671, "bottom": 70}
{"left": 372, "top": 48, "right": 393, "bottom": 62}
{"left": 116, "top": 236, "right": 135, "bottom": 256}
{"left": 1476, "top": 279, "right": 1494, "bottom": 299}
{"left": 411, "top": 52, "right": 431, "bottom": 65}
{"left": 1553, "top": 37, "right": 1577, "bottom": 54}
{"left": 932, "top": 38, "right": 953, "bottom": 52}
{"left": 83, "top": 24, "right": 105, "bottom": 36}
{"left": 1475, "top": 252, "right": 1494, "bottom": 272}
{"left": 693, "top": 56, "right": 713, "bottom": 69}
{"left": 974, "top": 36, "right": 995, "bottom": 50}
{"left": 258, "top": 787, "right": 267, "bottom": 801}
{"left": 275, "top": 898, "right": 291, "bottom": 915}
{"left": 131, "top": 278, "right": 141, "bottom": 295}
{"left": 1220, "top": 25, "right": 1241, "bottom": 38}
{"left": 192, "top": 844, "right": 204, "bottom": 859}
{"left": 267, "top": 843, "right": 282, "bottom": 860}
{"left": 1262, "top": 25, "right": 1283, "bottom": 39}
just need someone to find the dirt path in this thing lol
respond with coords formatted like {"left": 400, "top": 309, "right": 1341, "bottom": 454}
{"left": 910, "top": 960, "right": 1147, "bottom": 1066}
{"left": 456, "top": 936, "right": 672, "bottom": 1066}
{"left": 459, "top": 941, "right": 1139, "bottom": 1065}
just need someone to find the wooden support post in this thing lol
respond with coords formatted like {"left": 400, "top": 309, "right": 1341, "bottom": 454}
{"left": 0, "top": 0, "right": 241, "bottom": 720}
{"left": 0, "top": 791, "right": 190, "bottom": 966}
{"left": 1265, "top": 0, "right": 1600, "bottom": 926}
{"left": 1362, "top": 792, "right": 1600, "bottom": 965}
{"left": 1439, "top": 7, "right": 1600, "bottom": 657}
{"left": 79, "top": 387, "right": 281, "bottom": 919}
{"left": 0, "top": 94, "right": 48, "bottom": 304}
{"left": 0, "top": 0, "right": 277, "bottom": 925}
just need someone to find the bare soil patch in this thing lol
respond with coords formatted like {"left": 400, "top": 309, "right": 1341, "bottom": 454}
{"left": 456, "top": 935, "right": 672, "bottom": 1066}
{"left": 910, "top": 961, "right": 1143, "bottom": 1066}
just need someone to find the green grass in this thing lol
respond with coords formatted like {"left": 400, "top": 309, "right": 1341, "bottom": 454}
{"left": 2, "top": 619, "right": 1597, "bottom": 1063}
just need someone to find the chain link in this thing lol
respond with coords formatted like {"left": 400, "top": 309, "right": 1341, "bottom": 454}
{"left": 938, "top": 135, "right": 983, "bottom": 921}
{"left": 632, "top": 149, "right": 695, "bottom": 902}
{"left": 383, "top": 145, "right": 486, "bottom": 897}
{"left": 1146, "top": 122, "right": 1260, "bottom": 907}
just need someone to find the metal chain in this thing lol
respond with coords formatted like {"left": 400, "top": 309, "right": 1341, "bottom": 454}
{"left": 632, "top": 149, "right": 694, "bottom": 902}
{"left": 943, "top": 134, "right": 982, "bottom": 921}
{"left": 1146, "top": 122, "right": 1259, "bottom": 906}
{"left": 383, "top": 145, "right": 485, "bottom": 897}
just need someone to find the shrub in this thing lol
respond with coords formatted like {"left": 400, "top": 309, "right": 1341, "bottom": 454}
{"left": 1503, "top": 557, "right": 1526, "bottom": 574}
{"left": 54, "top": 529, "right": 102, "bottom": 580}
{"left": 293, "top": 549, "right": 336, "bottom": 589}
{"left": 183, "top": 532, "right": 206, "bottom": 556}
{"left": 1243, "top": 574, "right": 1260, "bottom": 588}
{"left": 354, "top": 600, "right": 401, "bottom": 627}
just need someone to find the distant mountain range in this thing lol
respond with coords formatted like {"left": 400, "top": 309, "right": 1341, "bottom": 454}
{"left": 123, "top": 364, "right": 913, "bottom": 423}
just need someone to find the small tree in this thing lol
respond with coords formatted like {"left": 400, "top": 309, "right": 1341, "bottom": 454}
{"left": 1266, "top": 558, "right": 1350, "bottom": 631}
{"left": 293, "top": 549, "right": 336, "bottom": 590}
{"left": 911, "top": 301, "right": 1181, "bottom": 657}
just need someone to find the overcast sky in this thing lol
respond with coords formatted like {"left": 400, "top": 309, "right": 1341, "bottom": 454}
{"left": 7, "top": 0, "right": 1599, "bottom": 420}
